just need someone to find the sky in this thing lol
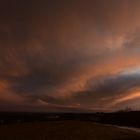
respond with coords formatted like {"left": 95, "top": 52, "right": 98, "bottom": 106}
{"left": 1, "top": 0, "right": 140, "bottom": 112}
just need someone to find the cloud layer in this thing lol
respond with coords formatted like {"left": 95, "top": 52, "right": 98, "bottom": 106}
{"left": 0, "top": 0, "right": 140, "bottom": 111}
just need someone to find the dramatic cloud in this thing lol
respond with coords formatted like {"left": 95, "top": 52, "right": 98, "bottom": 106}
{"left": 0, "top": 0, "right": 140, "bottom": 111}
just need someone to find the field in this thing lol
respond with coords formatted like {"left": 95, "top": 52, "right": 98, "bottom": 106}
{"left": 0, "top": 121, "right": 140, "bottom": 140}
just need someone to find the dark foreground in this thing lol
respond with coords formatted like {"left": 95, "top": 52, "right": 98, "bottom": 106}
{"left": 0, "top": 112, "right": 140, "bottom": 140}
{"left": 1, "top": 111, "right": 140, "bottom": 128}
{"left": 0, "top": 120, "right": 140, "bottom": 140}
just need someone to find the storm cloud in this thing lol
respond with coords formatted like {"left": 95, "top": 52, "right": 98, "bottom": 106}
{"left": 0, "top": 0, "right": 140, "bottom": 111}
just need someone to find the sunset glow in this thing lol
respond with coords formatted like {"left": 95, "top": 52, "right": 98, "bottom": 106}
{"left": 0, "top": 0, "right": 140, "bottom": 112}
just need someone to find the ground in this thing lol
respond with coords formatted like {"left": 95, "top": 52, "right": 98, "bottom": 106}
{"left": 0, "top": 121, "right": 140, "bottom": 140}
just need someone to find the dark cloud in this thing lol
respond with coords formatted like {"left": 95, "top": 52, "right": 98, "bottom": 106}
{"left": 0, "top": 0, "right": 140, "bottom": 111}
{"left": 39, "top": 71, "right": 140, "bottom": 109}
